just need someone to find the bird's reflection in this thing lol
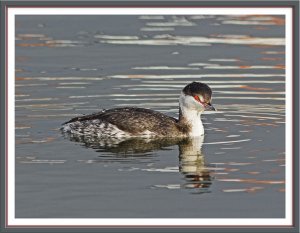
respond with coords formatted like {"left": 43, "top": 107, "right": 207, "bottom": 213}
{"left": 63, "top": 133, "right": 213, "bottom": 194}
{"left": 179, "top": 136, "right": 213, "bottom": 194}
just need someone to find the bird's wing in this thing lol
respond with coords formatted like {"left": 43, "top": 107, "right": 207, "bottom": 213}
{"left": 63, "top": 107, "right": 177, "bottom": 134}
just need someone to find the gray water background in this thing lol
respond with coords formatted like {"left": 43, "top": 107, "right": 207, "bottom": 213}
{"left": 15, "top": 15, "right": 285, "bottom": 218}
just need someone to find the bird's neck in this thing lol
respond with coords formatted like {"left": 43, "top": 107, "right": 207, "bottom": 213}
{"left": 179, "top": 105, "right": 204, "bottom": 137}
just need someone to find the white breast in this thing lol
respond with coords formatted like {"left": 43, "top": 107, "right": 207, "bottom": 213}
{"left": 179, "top": 93, "right": 205, "bottom": 137}
{"left": 188, "top": 117, "right": 204, "bottom": 137}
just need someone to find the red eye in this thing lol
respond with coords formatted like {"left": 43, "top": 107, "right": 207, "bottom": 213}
{"left": 193, "top": 95, "right": 200, "bottom": 102}
{"left": 193, "top": 95, "right": 206, "bottom": 106}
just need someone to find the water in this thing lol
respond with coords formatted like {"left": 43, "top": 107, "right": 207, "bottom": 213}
{"left": 15, "top": 15, "right": 285, "bottom": 218}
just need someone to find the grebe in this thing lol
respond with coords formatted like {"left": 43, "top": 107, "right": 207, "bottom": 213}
{"left": 61, "top": 82, "right": 215, "bottom": 138}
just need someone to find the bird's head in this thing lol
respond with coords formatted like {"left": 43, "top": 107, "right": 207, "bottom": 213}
{"left": 180, "top": 82, "right": 215, "bottom": 113}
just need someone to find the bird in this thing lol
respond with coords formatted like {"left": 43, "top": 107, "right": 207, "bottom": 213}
{"left": 61, "top": 82, "right": 215, "bottom": 138}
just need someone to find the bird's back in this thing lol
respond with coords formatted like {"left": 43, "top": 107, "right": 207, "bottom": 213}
{"left": 62, "top": 107, "right": 187, "bottom": 137}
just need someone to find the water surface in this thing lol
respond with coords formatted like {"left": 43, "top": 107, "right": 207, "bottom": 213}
{"left": 15, "top": 15, "right": 285, "bottom": 218}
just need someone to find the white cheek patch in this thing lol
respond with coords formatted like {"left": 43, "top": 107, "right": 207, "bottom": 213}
{"left": 180, "top": 93, "right": 206, "bottom": 111}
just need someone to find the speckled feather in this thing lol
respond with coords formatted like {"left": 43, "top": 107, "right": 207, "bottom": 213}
{"left": 62, "top": 107, "right": 190, "bottom": 137}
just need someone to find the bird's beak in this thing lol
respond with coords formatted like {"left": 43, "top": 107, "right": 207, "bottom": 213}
{"left": 205, "top": 103, "right": 216, "bottom": 111}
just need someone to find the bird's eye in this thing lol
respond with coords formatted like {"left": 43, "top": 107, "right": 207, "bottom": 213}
{"left": 193, "top": 95, "right": 200, "bottom": 102}
{"left": 193, "top": 95, "right": 206, "bottom": 105}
